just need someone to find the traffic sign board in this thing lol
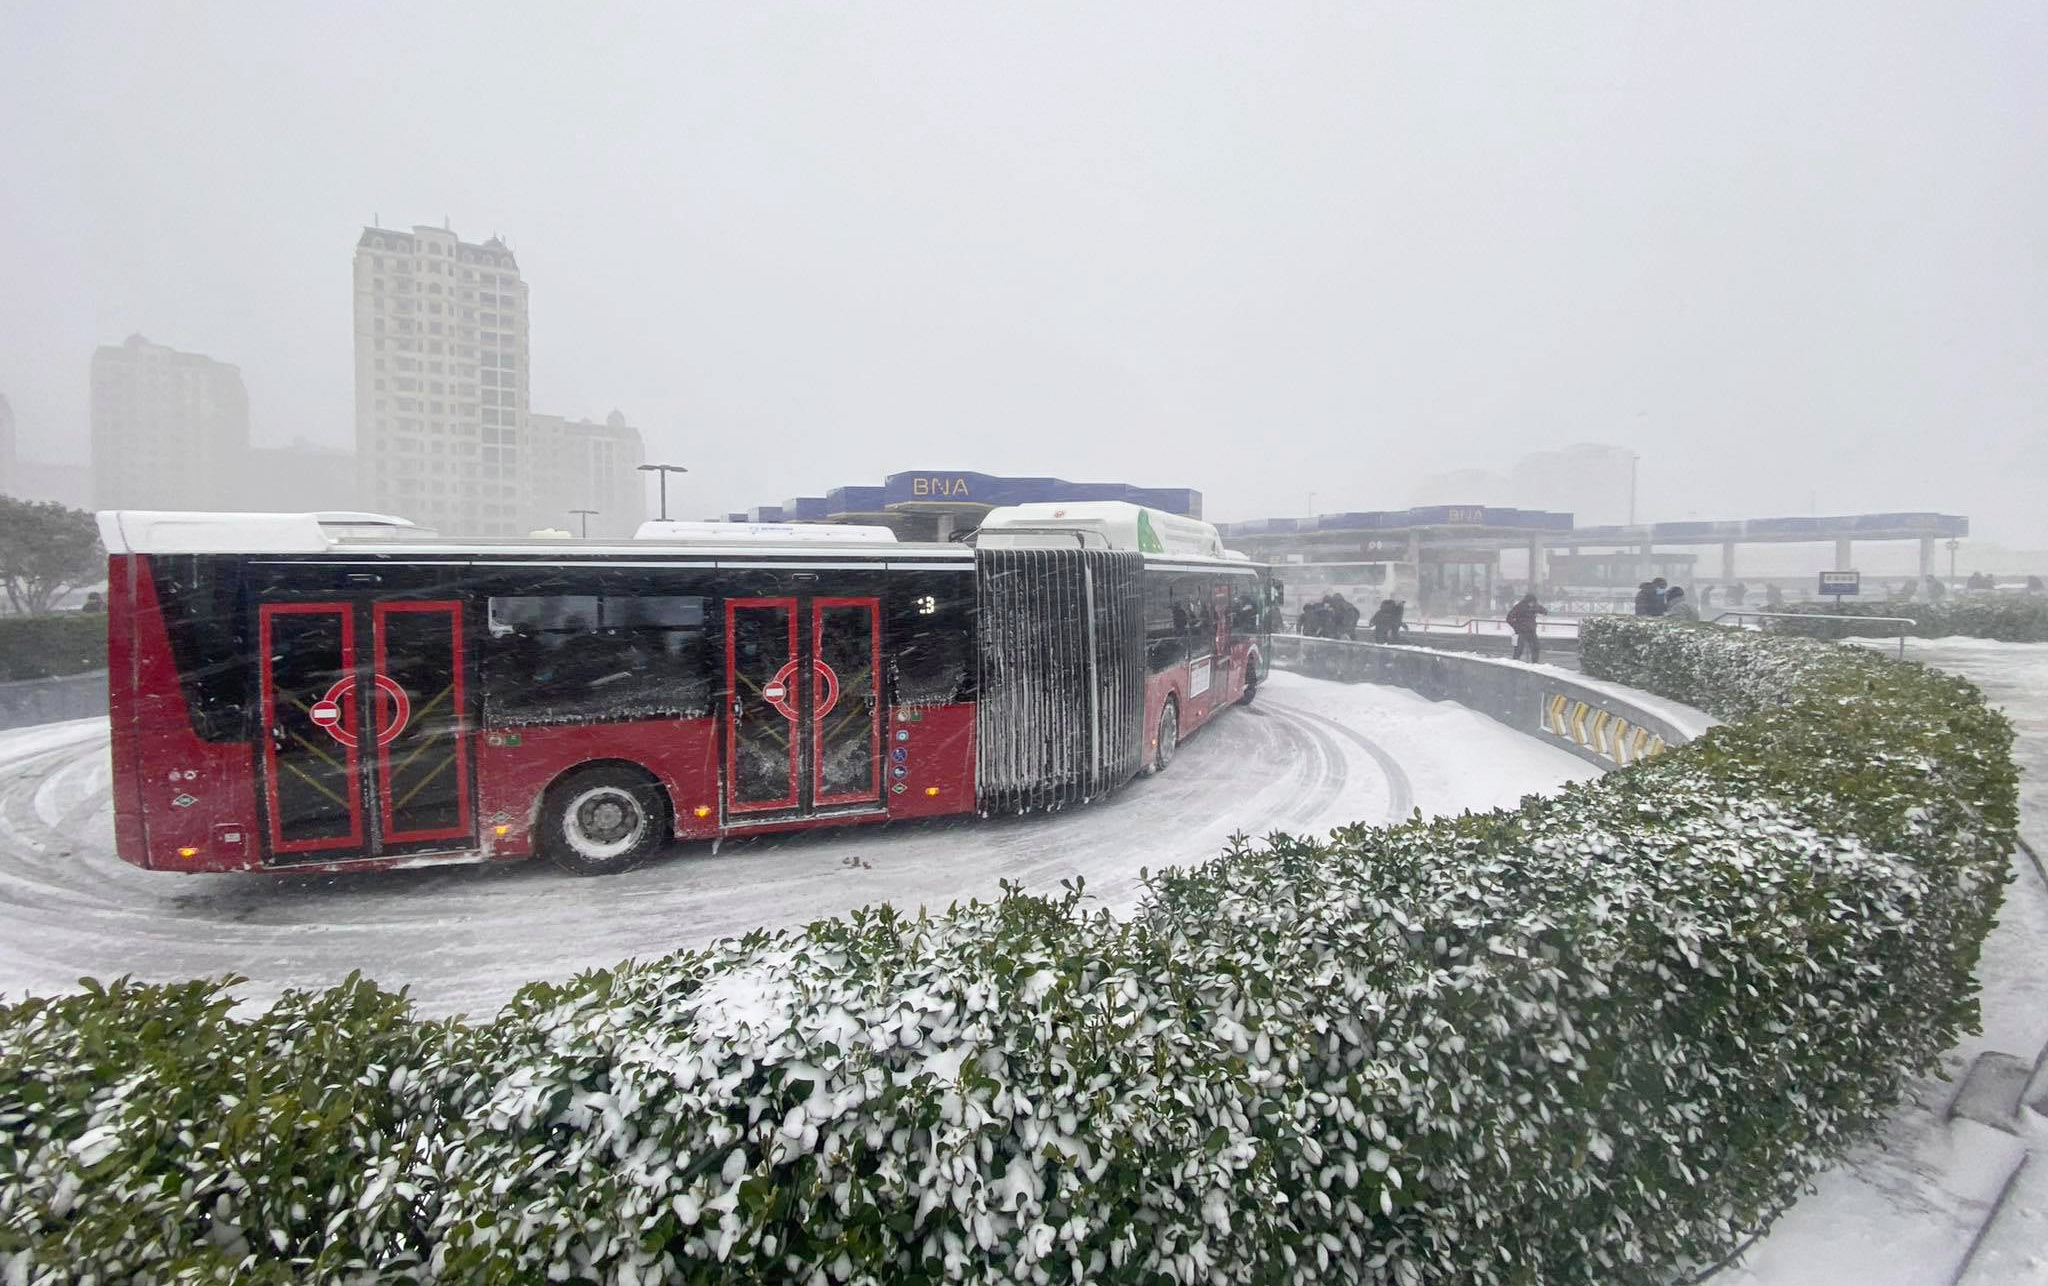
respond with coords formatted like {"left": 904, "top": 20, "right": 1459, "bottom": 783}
{"left": 1818, "top": 571, "right": 1861, "bottom": 598}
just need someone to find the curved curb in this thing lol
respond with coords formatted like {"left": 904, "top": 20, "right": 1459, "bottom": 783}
{"left": 1271, "top": 634, "right": 1713, "bottom": 772}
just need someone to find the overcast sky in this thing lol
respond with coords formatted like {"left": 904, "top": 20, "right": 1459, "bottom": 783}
{"left": 2, "top": 2, "right": 2042, "bottom": 542}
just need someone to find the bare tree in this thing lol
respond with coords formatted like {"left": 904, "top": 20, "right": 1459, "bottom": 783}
{"left": 0, "top": 497, "right": 103, "bottom": 614}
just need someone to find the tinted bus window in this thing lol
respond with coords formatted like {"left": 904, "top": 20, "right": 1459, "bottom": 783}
{"left": 151, "top": 554, "right": 251, "bottom": 741}
{"left": 482, "top": 593, "right": 711, "bottom": 726}
{"left": 1181, "top": 577, "right": 1218, "bottom": 661}
{"left": 886, "top": 574, "right": 975, "bottom": 706}
{"left": 1143, "top": 574, "right": 1184, "bottom": 675}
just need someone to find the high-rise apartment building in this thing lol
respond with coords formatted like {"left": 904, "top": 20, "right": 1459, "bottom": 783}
{"left": 352, "top": 224, "right": 529, "bottom": 535}
{"left": 526, "top": 410, "right": 647, "bottom": 537}
{"left": 0, "top": 393, "right": 15, "bottom": 495}
{"left": 90, "top": 334, "right": 251, "bottom": 511}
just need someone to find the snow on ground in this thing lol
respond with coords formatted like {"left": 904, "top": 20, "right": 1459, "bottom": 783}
{"left": 1711, "top": 638, "right": 2048, "bottom": 1286}
{"left": 0, "top": 669, "right": 1595, "bottom": 1020}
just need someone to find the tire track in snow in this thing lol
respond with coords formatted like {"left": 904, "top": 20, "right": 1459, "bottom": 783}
{"left": 0, "top": 680, "right": 1569, "bottom": 1017}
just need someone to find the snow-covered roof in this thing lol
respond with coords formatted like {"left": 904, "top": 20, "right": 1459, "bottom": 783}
{"left": 97, "top": 511, "right": 426, "bottom": 555}
{"left": 976, "top": 502, "right": 1228, "bottom": 558}
{"left": 634, "top": 520, "right": 897, "bottom": 545}
{"left": 96, "top": 511, "right": 963, "bottom": 562}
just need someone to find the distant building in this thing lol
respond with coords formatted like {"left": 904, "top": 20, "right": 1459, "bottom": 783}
{"left": 245, "top": 437, "right": 357, "bottom": 514}
{"left": 1508, "top": 444, "right": 1636, "bottom": 528}
{"left": 10, "top": 461, "right": 92, "bottom": 510}
{"left": 526, "top": 411, "right": 645, "bottom": 537}
{"left": 353, "top": 223, "right": 529, "bottom": 536}
{"left": 1409, "top": 467, "right": 1506, "bottom": 509}
{"left": 1412, "top": 444, "right": 1637, "bottom": 528}
{"left": 90, "top": 334, "right": 250, "bottom": 511}
{"left": 0, "top": 393, "right": 14, "bottom": 495}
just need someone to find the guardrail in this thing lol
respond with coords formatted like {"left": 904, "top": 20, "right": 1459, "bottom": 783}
{"left": 1710, "top": 610, "right": 1918, "bottom": 659}
{"left": 1270, "top": 634, "right": 1707, "bottom": 771}
{"left": 1408, "top": 616, "right": 1583, "bottom": 638}
{"left": 0, "top": 669, "right": 108, "bottom": 730}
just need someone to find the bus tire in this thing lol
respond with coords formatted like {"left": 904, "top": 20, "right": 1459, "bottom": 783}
{"left": 1238, "top": 655, "right": 1260, "bottom": 705}
{"left": 539, "top": 765, "right": 668, "bottom": 876}
{"left": 1154, "top": 697, "right": 1180, "bottom": 773}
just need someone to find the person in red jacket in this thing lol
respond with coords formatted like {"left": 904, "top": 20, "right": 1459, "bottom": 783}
{"left": 1506, "top": 592, "right": 1547, "bottom": 662}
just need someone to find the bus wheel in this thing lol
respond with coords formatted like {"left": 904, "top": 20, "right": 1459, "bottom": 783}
{"left": 1238, "top": 661, "right": 1260, "bottom": 705}
{"left": 1154, "top": 698, "right": 1180, "bottom": 773}
{"left": 540, "top": 766, "right": 667, "bottom": 876}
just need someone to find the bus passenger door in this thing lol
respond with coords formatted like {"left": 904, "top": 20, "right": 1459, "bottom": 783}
{"left": 368, "top": 601, "right": 474, "bottom": 851}
{"left": 725, "top": 598, "right": 800, "bottom": 815}
{"left": 258, "top": 599, "right": 475, "bottom": 864}
{"left": 259, "top": 602, "right": 364, "bottom": 858}
{"left": 810, "top": 598, "right": 882, "bottom": 808}
{"left": 723, "top": 595, "right": 883, "bottom": 821}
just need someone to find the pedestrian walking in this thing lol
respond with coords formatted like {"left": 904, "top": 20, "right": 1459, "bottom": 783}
{"left": 1369, "top": 598, "right": 1403, "bottom": 644}
{"left": 1332, "top": 593, "right": 1360, "bottom": 641}
{"left": 1505, "top": 592, "right": 1547, "bottom": 662}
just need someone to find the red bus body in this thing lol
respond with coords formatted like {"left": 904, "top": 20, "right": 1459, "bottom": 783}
{"left": 101, "top": 518, "right": 1268, "bottom": 875}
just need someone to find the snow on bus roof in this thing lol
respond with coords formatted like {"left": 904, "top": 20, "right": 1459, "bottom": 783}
{"left": 634, "top": 520, "right": 897, "bottom": 544}
{"left": 977, "top": 501, "right": 1228, "bottom": 558}
{"left": 97, "top": 511, "right": 427, "bottom": 555}
{"left": 97, "top": 510, "right": 933, "bottom": 557}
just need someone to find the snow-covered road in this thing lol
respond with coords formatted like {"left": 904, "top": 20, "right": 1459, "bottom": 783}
{"left": 0, "top": 670, "right": 1596, "bottom": 1020}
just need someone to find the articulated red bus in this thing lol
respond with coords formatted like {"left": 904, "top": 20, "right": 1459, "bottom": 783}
{"left": 99, "top": 504, "right": 1272, "bottom": 875}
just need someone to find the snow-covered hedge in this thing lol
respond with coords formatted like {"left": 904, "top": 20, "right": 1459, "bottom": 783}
{"left": 0, "top": 621, "right": 2017, "bottom": 1284}
{"left": 1765, "top": 594, "right": 2048, "bottom": 643}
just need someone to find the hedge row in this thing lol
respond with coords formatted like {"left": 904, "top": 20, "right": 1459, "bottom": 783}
{"left": 0, "top": 620, "right": 2017, "bottom": 1284}
{"left": 0, "top": 613, "right": 106, "bottom": 681}
{"left": 1767, "top": 593, "right": 2048, "bottom": 643}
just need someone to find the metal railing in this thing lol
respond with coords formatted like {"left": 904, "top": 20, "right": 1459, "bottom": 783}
{"left": 1710, "top": 610, "right": 1919, "bottom": 659}
{"left": 1407, "top": 616, "right": 1582, "bottom": 638}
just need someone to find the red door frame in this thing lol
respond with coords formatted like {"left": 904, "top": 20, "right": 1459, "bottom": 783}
{"left": 371, "top": 600, "right": 475, "bottom": 845}
{"left": 724, "top": 597, "right": 800, "bottom": 815}
{"left": 810, "top": 596, "right": 883, "bottom": 808}
{"left": 258, "top": 601, "right": 364, "bottom": 856}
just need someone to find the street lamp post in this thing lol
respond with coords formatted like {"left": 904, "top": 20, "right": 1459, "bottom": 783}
{"left": 569, "top": 508, "right": 598, "bottom": 538}
{"left": 637, "top": 463, "right": 689, "bottom": 522}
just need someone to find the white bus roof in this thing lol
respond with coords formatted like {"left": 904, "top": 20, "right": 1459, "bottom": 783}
{"left": 976, "top": 502, "right": 1228, "bottom": 559}
{"left": 96, "top": 510, "right": 949, "bottom": 559}
{"left": 97, "top": 511, "right": 429, "bottom": 555}
{"left": 635, "top": 519, "right": 896, "bottom": 544}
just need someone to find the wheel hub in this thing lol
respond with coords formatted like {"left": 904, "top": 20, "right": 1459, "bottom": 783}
{"left": 578, "top": 796, "right": 635, "bottom": 843}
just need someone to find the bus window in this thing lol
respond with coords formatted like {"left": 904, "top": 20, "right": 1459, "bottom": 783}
{"left": 1144, "top": 575, "right": 1184, "bottom": 674}
{"left": 1182, "top": 577, "right": 1217, "bottom": 663}
{"left": 152, "top": 554, "right": 251, "bottom": 741}
{"left": 483, "top": 594, "right": 711, "bottom": 726}
{"left": 886, "top": 577, "right": 974, "bottom": 706}
{"left": 1230, "top": 584, "right": 1263, "bottom": 634}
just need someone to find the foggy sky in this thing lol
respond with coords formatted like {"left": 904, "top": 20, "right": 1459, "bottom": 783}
{"left": 2, "top": 2, "right": 2043, "bottom": 543}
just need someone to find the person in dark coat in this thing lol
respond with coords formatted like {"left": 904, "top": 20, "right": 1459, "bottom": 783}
{"left": 1505, "top": 593, "right": 1546, "bottom": 662}
{"left": 1331, "top": 593, "right": 1360, "bottom": 641}
{"left": 1369, "top": 598, "right": 1404, "bottom": 644}
{"left": 1298, "top": 599, "right": 1325, "bottom": 638}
